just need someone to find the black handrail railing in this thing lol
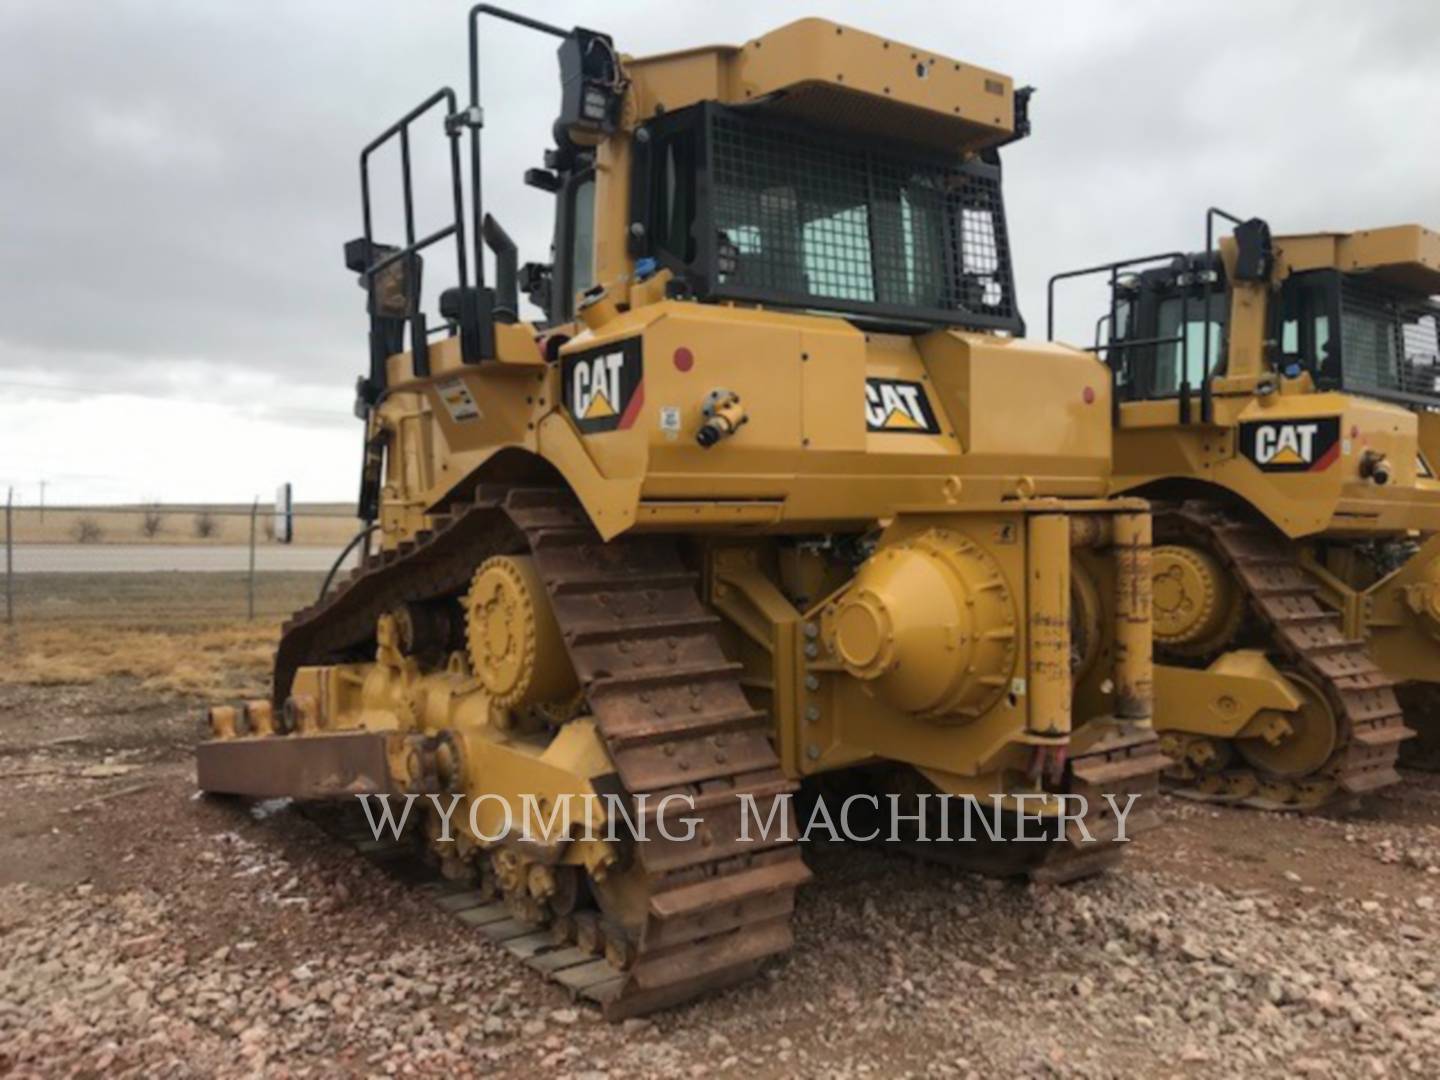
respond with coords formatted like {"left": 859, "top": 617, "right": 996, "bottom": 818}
{"left": 1047, "top": 251, "right": 1191, "bottom": 426}
{"left": 466, "top": 6, "right": 568, "bottom": 296}
{"left": 359, "top": 87, "right": 470, "bottom": 380}
{"left": 1200, "top": 207, "right": 1244, "bottom": 424}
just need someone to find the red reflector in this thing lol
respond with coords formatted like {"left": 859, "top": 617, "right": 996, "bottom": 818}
{"left": 674, "top": 347, "right": 694, "bottom": 372}
{"left": 1083, "top": 386, "right": 1096, "bottom": 405}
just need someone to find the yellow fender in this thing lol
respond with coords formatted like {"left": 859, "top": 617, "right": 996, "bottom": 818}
{"left": 1155, "top": 651, "right": 1303, "bottom": 740}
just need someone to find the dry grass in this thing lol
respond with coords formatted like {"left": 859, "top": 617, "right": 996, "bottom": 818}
{"left": 0, "top": 571, "right": 330, "bottom": 700}
{"left": 9, "top": 570, "right": 324, "bottom": 624}
{"left": 0, "top": 621, "right": 280, "bottom": 699}
{"left": 2, "top": 504, "right": 357, "bottom": 546}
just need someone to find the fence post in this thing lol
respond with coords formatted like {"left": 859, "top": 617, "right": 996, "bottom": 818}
{"left": 247, "top": 497, "right": 258, "bottom": 621}
{"left": 5, "top": 487, "right": 13, "bottom": 626}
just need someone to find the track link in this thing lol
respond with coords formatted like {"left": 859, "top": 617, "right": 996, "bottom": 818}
{"left": 1158, "top": 502, "right": 1410, "bottom": 809}
{"left": 272, "top": 486, "right": 809, "bottom": 1018}
{"left": 888, "top": 722, "right": 1167, "bottom": 883}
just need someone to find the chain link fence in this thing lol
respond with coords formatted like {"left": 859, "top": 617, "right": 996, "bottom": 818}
{"left": 3, "top": 501, "right": 363, "bottom": 626}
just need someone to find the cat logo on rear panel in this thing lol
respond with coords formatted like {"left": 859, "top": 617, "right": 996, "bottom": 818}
{"left": 562, "top": 339, "right": 644, "bottom": 434}
{"left": 1238, "top": 417, "right": 1342, "bottom": 473}
{"left": 865, "top": 377, "right": 940, "bottom": 434}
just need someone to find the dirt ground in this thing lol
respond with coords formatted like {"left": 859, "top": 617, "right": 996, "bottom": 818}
{"left": 2, "top": 609, "right": 1439, "bottom": 1078}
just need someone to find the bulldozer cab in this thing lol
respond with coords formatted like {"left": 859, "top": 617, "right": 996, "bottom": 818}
{"left": 535, "top": 25, "right": 1034, "bottom": 341}
{"left": 1104, "top": 252, "right": 1227, "bottom": 404}
{"left": 620, "top": 101, "right": 1023, "bottom": 333}
{"left": 1268, "top": 258, "right": 1440, "bottom": 406}
{"left": 348, "top": 8, "right": 1034, "bottom": 388}
{"left": 1050, "top": 210, "right": 1440, "bottom": 423}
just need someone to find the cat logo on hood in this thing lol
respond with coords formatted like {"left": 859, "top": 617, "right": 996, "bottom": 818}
{"left": 865, "top": 378, "right": 940, "bottom": 434}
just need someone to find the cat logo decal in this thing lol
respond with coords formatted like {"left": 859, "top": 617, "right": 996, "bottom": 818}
{"left": 563, "top": 339, "right": 644, "bottom": 434}
{"left": 1239, "top": 417, "right": 1342, "bottom": 473}
{"left": 865, "top": 378, "right": 940, "bottom": 434}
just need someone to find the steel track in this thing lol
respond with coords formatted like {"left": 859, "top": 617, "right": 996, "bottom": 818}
{"left": 1157, "top": 502, "right": 1409, "bottom": 809}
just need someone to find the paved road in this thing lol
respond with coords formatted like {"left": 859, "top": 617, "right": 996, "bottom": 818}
{"left": 7, "top": 544, "right": 356, "bottom": 573}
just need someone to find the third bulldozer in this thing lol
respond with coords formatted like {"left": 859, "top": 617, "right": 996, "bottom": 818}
{"left": 1051, "top": 211, "right": 1438, "bottom": 808}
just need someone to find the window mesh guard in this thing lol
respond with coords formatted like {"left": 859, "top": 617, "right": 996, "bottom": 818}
{"left": 707, "top": 110, "right": 1020, "bottom": 330}
{"left": 1340, "top": 283, "right": 1440, "bottom": 405}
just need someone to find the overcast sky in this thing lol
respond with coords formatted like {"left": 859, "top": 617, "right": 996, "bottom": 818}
{"left": 2, "top": 0, "right": 1436, "bottom": 508}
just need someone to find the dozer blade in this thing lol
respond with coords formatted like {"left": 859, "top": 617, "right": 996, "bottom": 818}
{"left": 197, "top": 730, "right": 418, "bottom": 800}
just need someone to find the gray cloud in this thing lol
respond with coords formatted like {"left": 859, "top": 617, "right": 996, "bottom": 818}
{"left": 1, "top": 1, "right": 1437, "bottom": 440}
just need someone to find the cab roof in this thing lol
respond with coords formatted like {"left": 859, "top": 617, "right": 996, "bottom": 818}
{"left": 1274, "top": 225, "right": 1440, "bottom": 295}
{"left": 623, "top": 18, "right": 1019, "bottom": 155}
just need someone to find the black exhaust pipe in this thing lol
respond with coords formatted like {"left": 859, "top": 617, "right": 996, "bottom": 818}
{"left": 482, "top": 213, "right": 519, "bottom": 323}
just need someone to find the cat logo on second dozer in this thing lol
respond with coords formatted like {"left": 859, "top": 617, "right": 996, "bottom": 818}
{"left": 1238, "top": 417, "right": 1342, "bottom": 473}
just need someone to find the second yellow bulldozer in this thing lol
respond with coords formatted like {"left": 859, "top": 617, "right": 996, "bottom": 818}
{"left": 1051, "top": 210, "right": 1439, "bottom": 808}
{"left": 197, "top": 9, "right": 1164, "bottom": 1018}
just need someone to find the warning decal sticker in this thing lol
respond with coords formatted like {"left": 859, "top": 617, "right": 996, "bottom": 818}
{"left": 437, "top": 377, "right": 481, "bottom": 423}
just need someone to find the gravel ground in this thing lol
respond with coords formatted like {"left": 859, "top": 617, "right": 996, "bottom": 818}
{"left": 2, "top": 679, "right": 1439, "bottom": 1078}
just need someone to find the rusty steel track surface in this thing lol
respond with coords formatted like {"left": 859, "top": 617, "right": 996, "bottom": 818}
{"left": 275, "top": 486, "right": 807, "bottom": 1018}
{"left": 267, "top": 486, "right": 1163, "bottom": 1015}
{"left": 1159, "top": 502, "right": 1410, "bottom": 809}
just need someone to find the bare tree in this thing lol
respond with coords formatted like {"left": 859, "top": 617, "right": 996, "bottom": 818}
{"left": 72, "top": 517, "right": 103, "bottom": 543}
{"left": 140, "top": 503, "right": 165, "bottom": 538}
{"left": 193, "top": 510, "right": 219, "bottom": 539}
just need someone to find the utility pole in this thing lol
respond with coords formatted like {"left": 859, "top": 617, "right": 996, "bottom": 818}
{"left": 247, "top": 496, "right": 259, "bottom": 621}
{"left": 38, "top": 480, "right": 46, "bottom": 522}
{"left": 5, "top": 487, "right": 13, "bottom": 626}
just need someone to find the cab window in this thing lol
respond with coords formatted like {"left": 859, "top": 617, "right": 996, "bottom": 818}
{"left": 1152, "top": 292, "right": 1226, "bottom": 396}
{"left": 1278, "top": 273, "right": 1338, "bottom": 385}
{"left": 569, "top": 175, "right": 596, "bottom": 297}
{"left": 651, "top": 129, "right": 698, "bottom": 263}
{"left": 551, "top": 169, "right": 596, "bottom": 322}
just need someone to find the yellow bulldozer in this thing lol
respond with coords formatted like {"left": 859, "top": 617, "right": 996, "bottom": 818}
{"left": 1050, "top": 210, "right": 1440, "bottom": 809}
{"left": 198, "top": 9, "right": 1164, "bottom": 1017}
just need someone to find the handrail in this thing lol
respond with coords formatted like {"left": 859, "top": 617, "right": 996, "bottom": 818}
{"left": 359, "top": 87, "right": 470, "bottom": 379}
{"left": 1200, "top": 207, "right": 1245, "bottom": 423}
{"left": 1045, "top": 252, "right": 1188, "bottom": 341}
{"left": 466, "top": 6, "right": 568, "bottom": 294}
{"left": 1047, "top": 251, "right": 1189, "bottom": 425}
